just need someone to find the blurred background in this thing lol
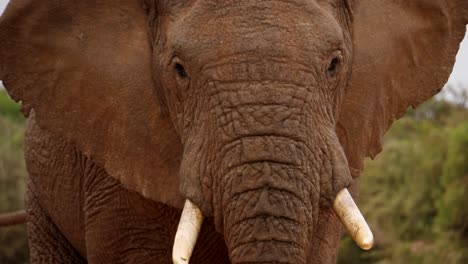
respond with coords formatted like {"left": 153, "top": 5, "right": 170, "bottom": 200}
{"left": 0, "top": 0, "right": 467, "bottom": 263}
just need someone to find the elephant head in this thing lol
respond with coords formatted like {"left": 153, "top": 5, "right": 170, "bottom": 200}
{"left": 0, "top": 0, "right": 466, "bottom": 263}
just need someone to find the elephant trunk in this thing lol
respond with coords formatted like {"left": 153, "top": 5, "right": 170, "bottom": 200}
{"left": 206, "top": 80, "right": 323, "bottom": 263}
{"left": 219, "top": 136, "right": 316, "bottom": 264}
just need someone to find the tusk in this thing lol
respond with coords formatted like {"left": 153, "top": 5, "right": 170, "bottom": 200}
{"left": 172, "top": 199, "right": 204, "bottom": 264}
{"left": 333, "top": 188, "right": 374, "bottom": 250}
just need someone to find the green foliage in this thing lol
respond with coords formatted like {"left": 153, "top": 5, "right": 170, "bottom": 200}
{"left": 339, "top": 98, "right": 468, "bottom": 264}
{"left": 0, "top": 90, "right": 25, "bottom": 124}
{"left": 434, "top": 123, "right": 468, "bottom": 238}
{"left": 0, "top": 91, "right": 29, "bottom": 263}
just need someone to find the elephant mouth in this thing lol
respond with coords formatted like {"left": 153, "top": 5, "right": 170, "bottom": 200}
{"left": 171, "top": 189, "right": 373, "bottom": 263}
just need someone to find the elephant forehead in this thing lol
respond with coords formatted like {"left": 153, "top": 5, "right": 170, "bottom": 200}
{"left": 164, "top": 0, "right": 345, "bottom": 66}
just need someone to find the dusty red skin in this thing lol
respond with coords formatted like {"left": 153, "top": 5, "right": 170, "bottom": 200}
{"left": 0, "top": 0, "right": 466, "bottom": 263}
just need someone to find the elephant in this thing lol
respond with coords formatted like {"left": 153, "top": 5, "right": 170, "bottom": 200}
{"left": 0, "top": 0, "right": 467, "bottom": 263}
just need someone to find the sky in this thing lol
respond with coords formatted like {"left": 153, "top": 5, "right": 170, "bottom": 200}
{"left": 448, "top": 26, "right": 468, "bottom": 87}
{"left": 0, "top": 0, "right": 467, "bottom": 89}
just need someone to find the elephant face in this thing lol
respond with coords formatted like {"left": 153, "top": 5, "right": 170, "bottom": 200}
{"left": 152, "top": 2, "right": 354, "bottom": 261}
{"left": 1, "top": 0, "right": 466, "bottom": 263}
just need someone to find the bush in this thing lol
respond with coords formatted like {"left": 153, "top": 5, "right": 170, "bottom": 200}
{"left": 0, "top": 91, "right": 29, "bottom": 263}
{"left": 434, "top": 123, "right": 468, "bottom": 239}
{"left": 0, "top": 90, "right": 25, "bottom": 124}
{"left": 339, "top": 99, "right": 468, "bottom": 264}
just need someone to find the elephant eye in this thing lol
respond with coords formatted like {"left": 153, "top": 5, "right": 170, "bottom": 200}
{"left": 172, "top": 58, "right": 190, "bottom": 89}
{"left": 175, "top": 63, "right": 188, "bottom": 79}
{"left": 326, "top": 53, "right": 343, "bottom": 79}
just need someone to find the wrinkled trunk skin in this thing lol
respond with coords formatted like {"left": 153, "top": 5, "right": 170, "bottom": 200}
{"left": 205, "top": 78, "right": 338, "bottom": 263}
{"left": 222, "top": 160, "right": 314, "bottom": 263}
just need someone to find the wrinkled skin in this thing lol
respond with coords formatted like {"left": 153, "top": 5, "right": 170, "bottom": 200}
{"left": 158, "top": 2, "right": 353, "bottom": 262}
{"left": 0, "top": 0, "right": 467, "bottom": 263}
{"left": 24, "top": 116, "right": 230, "bottom": 263}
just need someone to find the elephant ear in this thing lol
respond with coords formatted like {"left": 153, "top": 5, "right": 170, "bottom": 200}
{"left": 0, "top": 0, "right": 185, "bottom": 208}
{"left": 338, "top": 0, "right": 468, "bottom": 176}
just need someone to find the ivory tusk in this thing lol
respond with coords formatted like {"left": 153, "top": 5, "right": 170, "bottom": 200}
{"left": 333, "top": 188, "right": 374, "bottom": 250}
{"left": 172, "top": 200, "right": 204, "bottom": 264}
